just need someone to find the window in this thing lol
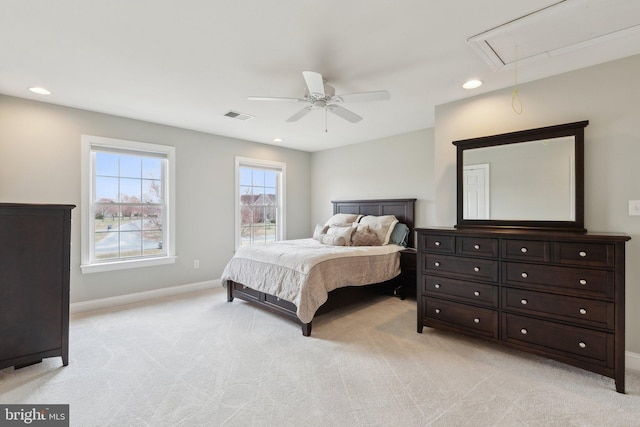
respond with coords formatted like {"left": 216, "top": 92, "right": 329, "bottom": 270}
{"left": 235, "top": 157, "right": 285, "bottom": 249}
{"left": 81, "top": 135, "right": 176, "bottom": 273}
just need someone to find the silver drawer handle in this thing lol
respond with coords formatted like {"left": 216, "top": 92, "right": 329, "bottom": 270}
{"left": 579, "top": 251, "right": 587, "bottom": 257}
{"left": 434, "top": 262, "right": 440, "bottom": 267}
{"left": 473, "top": 318, "right": 480, "bottom": 324}
{"left": 520, "top": 299, "right": 528, "bottom": 305}
{"left": 474, "top": 291, "right": 480, "bottom": 297}
{"left": 474, "top": 244, "right": 480, "bottom": 250}
{"left": 579, "top": 341, "right": 586, "bottom": 349}
{"left": 521, "top": 272, "right": 528, "bottom": 278}
{"left": 520, "top": 247, "right": 528, "bottom": 253}
{"left": 520, "top": 328, "right": 528, "bottom": 335}
{"left": 579, "top": 308, "right": 587, "bottom": 315}
{"left": 434, "top": 283, "right": 441, "bottom": 289}
{"left": 435, "top": 308, "right": 441, "bottom": 314}
{"left": 473, "top": 267, "right": 480, "bottom": 272}
{"left": 579, "top": 279, "right": 587, "bottom": 285}
{"left": 435, "top": 241, "right": 441, "bottom": 246}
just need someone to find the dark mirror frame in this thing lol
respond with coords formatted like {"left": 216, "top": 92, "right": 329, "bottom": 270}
{"left": 454, "top": 120, "right": 588, "bottom": 232}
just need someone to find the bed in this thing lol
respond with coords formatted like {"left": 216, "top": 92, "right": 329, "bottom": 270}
{"left": 222, "top": 198, "right": 416, "bottom": 336}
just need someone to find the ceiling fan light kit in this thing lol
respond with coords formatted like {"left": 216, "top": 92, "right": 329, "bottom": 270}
{"left": 248, "top": 71, "right": 390, "bottom": 127}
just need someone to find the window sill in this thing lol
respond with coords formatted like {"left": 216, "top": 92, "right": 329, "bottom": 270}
{"left": 80, "top": 256, "right": 177, "bottom": 274}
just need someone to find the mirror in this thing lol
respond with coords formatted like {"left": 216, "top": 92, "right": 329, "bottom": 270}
{"left": 455, "top": 121, "right": 588, "bottom": 231}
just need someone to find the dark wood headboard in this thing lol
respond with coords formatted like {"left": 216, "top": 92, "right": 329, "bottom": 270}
{"left": 332, "top": 198, "right": 416, "bottom": 247}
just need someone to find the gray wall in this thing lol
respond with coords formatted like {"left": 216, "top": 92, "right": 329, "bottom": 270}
{"left": 0, "top": 95, "right": 311, "bottom": 303}
{"left": 310, "top": 128, "right": 436, "bottom": 230}
{"left": 434, "top": 54, "right": 640, "bottom": 354}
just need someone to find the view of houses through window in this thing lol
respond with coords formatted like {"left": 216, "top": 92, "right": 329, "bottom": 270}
{"left": 237, "top": 158, "right": 284, "bottom": 247}
{"left": 93, "top": 149, "right": 167, "bottom": 260}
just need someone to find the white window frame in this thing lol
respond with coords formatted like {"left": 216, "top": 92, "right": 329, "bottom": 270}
{"left": 235, "top": 157, "right": 286, "bottom": 250}
{"left": 81, "top": 135, "right": 176, "bottom": 273}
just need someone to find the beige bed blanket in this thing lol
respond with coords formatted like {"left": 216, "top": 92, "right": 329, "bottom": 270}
{"left": 221, "top": 238, "right": 402, "bottom": 323}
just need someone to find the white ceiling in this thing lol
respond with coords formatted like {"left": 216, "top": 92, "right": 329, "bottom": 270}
{"left": 2, "top": 0, "right": 640, "bottom": 152}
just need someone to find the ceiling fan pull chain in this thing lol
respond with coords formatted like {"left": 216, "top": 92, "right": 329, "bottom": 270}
{"left": 325, "top": 107, "right": 328, "bottom": 133}
{"left": 512, "top": 44, "right": 523, "bottom": 115}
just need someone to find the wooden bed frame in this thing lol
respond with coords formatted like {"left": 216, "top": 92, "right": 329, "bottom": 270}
{"left": 226, "top": 198, "right": 416, "bottom": 336}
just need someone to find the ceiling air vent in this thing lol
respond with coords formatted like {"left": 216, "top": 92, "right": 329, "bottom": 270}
{"left": 223, "top": 110, "right": 254, "bottom": 121}
{"left": 468, "top": 0, "right": 640, "bottom": 71}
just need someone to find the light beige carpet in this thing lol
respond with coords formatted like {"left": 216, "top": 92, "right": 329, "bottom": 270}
{"left": 1, "top": 287, "right": 639, "bottom": 426}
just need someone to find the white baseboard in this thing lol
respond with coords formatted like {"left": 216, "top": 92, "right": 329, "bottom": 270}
{"left": 70, "top": 279, "right": 222, "bottom": 314}
{"left": 626, "top": 351, "right": 640, "bottom": 372}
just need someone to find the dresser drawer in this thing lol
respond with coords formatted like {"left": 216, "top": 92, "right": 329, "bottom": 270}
{"left": 456, "top": 237, "right": 499, "bottom": 258}
{"left": 503, "top": 313, "right": 613, "bottom": 365}
{"left": 554, "top": 242, "right": 615, "bottom": 267}
{"left": 503, "top": 262, "right": 613, "bottom": 298}
{"left": 420, "top": 234, "right": 455, "bottom": 253}
{"left": 424, "top": 297, "right": 498, "bottom": 338}
{"left": 502, "top": 288, "right": 614, "bottom": 329}
{"left": 502, "top": 239, "right": 550, "bottom": 262}
{"left": 424, "top": 275, "right": 498, "bottom": 308}
{"left": 424, "top": 254, "right": 499, "bottom": 282}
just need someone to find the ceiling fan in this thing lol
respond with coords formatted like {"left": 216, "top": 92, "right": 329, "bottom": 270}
{"left": 248, "top": 71, "right": 390, "bottom": 124}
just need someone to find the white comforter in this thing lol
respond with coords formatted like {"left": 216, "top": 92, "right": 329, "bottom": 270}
{"left": 221, "top": 238, "right": 402, "bottom": 323}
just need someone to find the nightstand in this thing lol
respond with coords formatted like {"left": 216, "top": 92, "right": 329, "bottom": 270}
{"left": 395, "top": 248, "right": 417, "bottom": 300}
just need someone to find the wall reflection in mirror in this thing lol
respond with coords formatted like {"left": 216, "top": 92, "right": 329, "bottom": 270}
{"left": 463, "top": 136, "right": 575, "bottom": 221}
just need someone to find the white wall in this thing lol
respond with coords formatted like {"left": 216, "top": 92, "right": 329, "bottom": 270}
{"left": 434, "top": 54, "right": 640, "bottom": 354}
{"left": 310, "top": 128, "right": 436, "bottom": 230}
{"left": 0, "top": 95, "right": 311, "bottom": 303}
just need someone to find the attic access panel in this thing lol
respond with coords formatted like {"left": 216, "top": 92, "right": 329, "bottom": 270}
{"left": 468, "top": 0, "right": 640, "bottom": 70}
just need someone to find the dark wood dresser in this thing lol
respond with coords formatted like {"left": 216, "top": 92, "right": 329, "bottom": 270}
{"left": 0, "top": 203, "right": 74, "bottom": 370}
{"left": 416, "top": 227, "right": 630, "bottom": 393}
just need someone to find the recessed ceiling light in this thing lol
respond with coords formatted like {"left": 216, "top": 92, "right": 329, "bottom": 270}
{"left": 272, "top": 138, "right": 283, "bottom": 143}
{"left": 28, "top": 87, "right": 52, "bottom": 95}
{"left": 463, "top": 79, "right": 483, "bottom": 89}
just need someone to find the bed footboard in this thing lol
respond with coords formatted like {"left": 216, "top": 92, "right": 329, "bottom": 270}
{"left": 227, "top": 281, "right": 312, "bottom": 336}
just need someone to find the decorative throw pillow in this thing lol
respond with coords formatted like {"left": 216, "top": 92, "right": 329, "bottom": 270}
{"left": 358, "top": 215, "right": 399, "bottom": 245}
{"left": 320, "top": 234, "right": 347, "bottom": 246}
{"left": 351, "top": 225, "right": 381, "bottom": 246}
{"left": 312, "top": 224, "right": 329, "bottom": 241}
{"left": 326, "top": 224, "right": 355, "bottom": 246}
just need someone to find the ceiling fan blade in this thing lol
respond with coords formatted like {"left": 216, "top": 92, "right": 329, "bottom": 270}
{"left": 327, "top": 105, "right": 362, "bottom": 123}
{"left": 248, "top": 96, "right": 306, "bottom": 102}
{"left": 286, "top": 106, "right": 313, "bottom": 122}
{"left": 336, "top": 90, "right": 390, "bottom": 103}
{"left": 302, "top": 71, "right": 325, "bottom": 97}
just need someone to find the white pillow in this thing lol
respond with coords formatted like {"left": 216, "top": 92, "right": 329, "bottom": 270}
{"left": 324, "top": 213, "right": 363, "bottom": 227}
{"left": 312, "top": 224, "right": 329, "bottom": 240}
{"left": 326, "top": 224, "right": 355, "bottom": 246}
{"left": 319, "top": 234, "right": 347, "bottom": 246}
{"left": 358, "top": 215, "right": 399, "bottom": 245}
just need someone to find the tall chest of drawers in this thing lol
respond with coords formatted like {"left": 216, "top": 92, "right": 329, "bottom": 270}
{"left": 416, "top": 227, "right": 630, "bottom": 393}
{"left": 0, "top": 203, "right": 74, "bottom": 370}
